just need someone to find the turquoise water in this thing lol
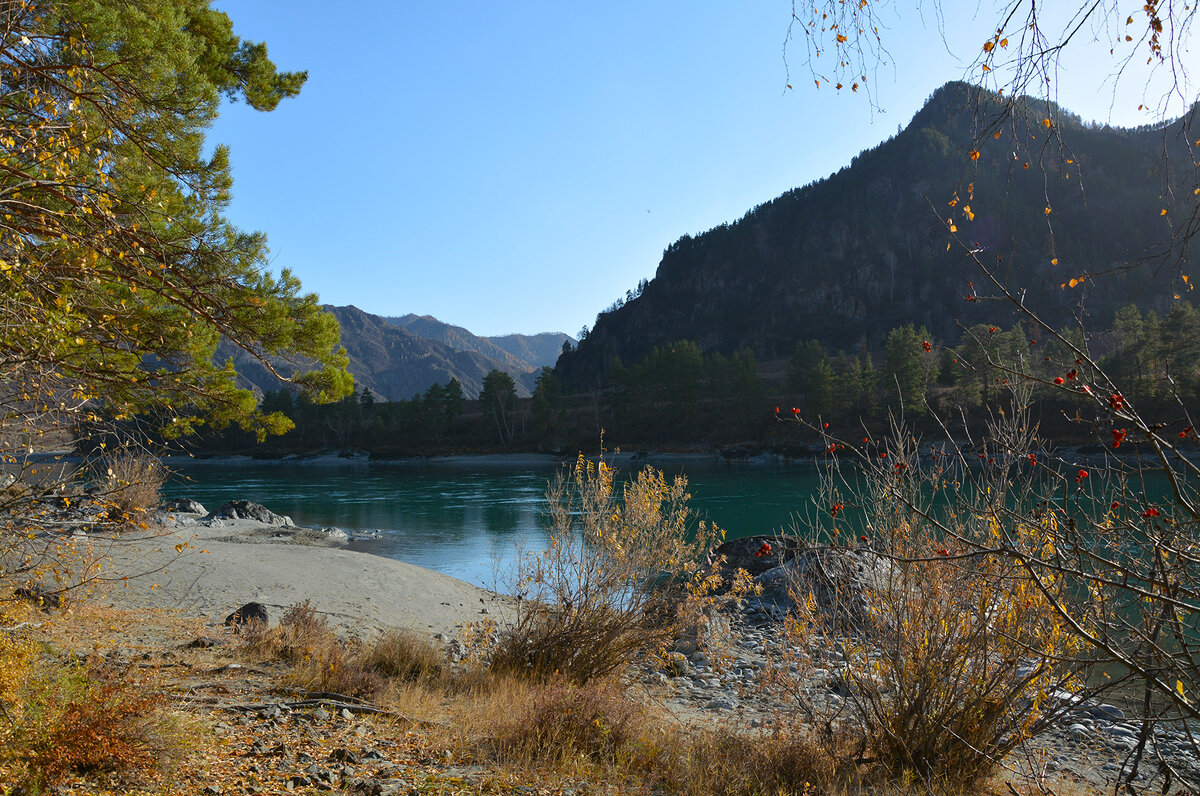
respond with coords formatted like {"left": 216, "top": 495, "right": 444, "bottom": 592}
{"left": 162, "top": 458, "right": 826, "bottom": 587}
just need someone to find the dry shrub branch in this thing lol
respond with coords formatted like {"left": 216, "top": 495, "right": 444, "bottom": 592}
{"left": 490, "top": 455, "right": 723, "bottom": 683}
{"left": 776, "top": 399, "right": 1086, "bottom": 791}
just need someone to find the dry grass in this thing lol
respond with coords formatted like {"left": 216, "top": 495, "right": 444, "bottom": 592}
{"left": 360, "top": 626, "right": 444, "bottom": 683}
{"left": 447, "top": 672, "right": 841, "bottom": 795}
{"left": 241, "top": 601, "right": 449, "bottom": 698}
{"left": 476, "top": 675, "right": 653, "bottom": 767}
{"left": 665, "top": 725, "right": 838, "bottom": 796}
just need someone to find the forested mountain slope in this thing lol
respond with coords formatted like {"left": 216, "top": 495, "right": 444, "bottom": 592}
{"left": 557, "top": 81, "right": 1199, "bottom": 386}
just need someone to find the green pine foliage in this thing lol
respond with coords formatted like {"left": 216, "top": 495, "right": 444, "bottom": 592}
{"left": 0, "top": 0, "right": 352, "bottom": 456}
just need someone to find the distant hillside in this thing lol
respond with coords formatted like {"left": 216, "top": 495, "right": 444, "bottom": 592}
{"left": 219, "top": 306, "right": 569, "bottom": 400}
{"left": 383, "top": 314, "right": 571, "bottom": 372}
{"left": 557, "top": 81, "right": 1199, "bottom": 386}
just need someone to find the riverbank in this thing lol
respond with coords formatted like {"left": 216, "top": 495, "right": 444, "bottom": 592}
{"left": 75, "top": 502, "right": 513, "bottom": 639}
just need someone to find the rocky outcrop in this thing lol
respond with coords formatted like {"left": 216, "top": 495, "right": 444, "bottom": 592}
{"left": 207, "top": 500, "right": 294, "bottom": 527}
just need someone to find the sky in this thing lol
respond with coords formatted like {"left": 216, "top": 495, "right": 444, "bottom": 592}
{"left": 209, "top": 2, "right": 1193, "bottom": 337}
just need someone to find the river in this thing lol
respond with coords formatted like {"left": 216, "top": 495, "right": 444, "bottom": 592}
{"left": 162, "top": 456, "right": 826, "bottom": 588}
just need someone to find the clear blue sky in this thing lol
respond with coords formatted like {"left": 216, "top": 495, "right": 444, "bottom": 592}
{"left": 210, "top": 2, "right": 1187, "bottom": 337}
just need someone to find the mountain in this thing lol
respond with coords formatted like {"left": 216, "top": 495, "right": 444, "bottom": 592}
{"left": 219, "top": 306, "right": 571, "bottom": 401}
{"left": 382, "top": 314, "right": 571, "bottom": 373}
{"left": 557, "top": 81, "right": 1200, "bottom": 386}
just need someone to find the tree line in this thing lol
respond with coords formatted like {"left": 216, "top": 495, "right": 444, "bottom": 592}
{"left": 184, "top": 300, "right": 1200, "bottom": 457}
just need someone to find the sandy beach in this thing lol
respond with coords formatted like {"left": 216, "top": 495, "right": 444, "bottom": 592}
{"left": 74, "top": 506, "right": 512, "bottom": 640}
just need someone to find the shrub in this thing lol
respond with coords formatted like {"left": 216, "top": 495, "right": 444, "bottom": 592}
{"left": 98, "top": 450, "right": 166, "bottom": 524}
{"left": 491, "top": 455, "right": 721, "bottom": 683}
{"left": 5, "top": 659, "right": 175, "bottom": 792}
{"left": 774, "top": 410, "right": 1082, "bottom": 791}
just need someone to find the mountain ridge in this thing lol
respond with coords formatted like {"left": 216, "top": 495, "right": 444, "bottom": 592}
{"left": 218, "top": 306, "right": 572, "bottom": 401}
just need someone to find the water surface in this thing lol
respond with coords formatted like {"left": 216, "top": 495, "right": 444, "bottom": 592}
{"left": 163, "top": 457, "right": 825, "bottom": 587}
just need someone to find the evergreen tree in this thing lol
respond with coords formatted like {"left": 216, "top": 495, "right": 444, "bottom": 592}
{"left": 480, "top": 370, "right": 517, "bottom": 445}
{"left": 443, "top": 378, "right": 466, "bottom": 428}
{"left": 0, "top": 0, "right": 352, "bottom": 455}
{"left": 885, "top": 325, "right": 935, "bottom": 417}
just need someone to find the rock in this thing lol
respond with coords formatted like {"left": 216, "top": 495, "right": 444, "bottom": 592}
{"left": 13, "top": 586, "right": 60, "bottom": 610}
{"left": 1091, "top": 703, "right": 1125, "bottom": 721}
{"left": 163, "top": 497, "right": 207, "bottom": 515}
{"left": 707, "top": 696, "right": 739, "bottom": 711}
{"left": 225, "top": 601, "right": 270, "bottom": 626}
{"left": 672, "top": 611, "right": 732, "bottom": 656}
{"left": 183, "top": 636, "right": 224, "bottom": 649}
{"left": 1107, "top": 724, "right": 1139, "bottom": 742}
{"left": 328, "top": 748, "right": 361, "bottom": 764}
{"left": 1068, "top": 723, "right": 1090, "bottom": 740}
{"left": 347, "top": 779, "right": 384, "bottom": 796}
{"left": 711, "top": 534, "right": 809, "bottom": 580}
{"left": 321, "top": 527, "right": 349, "bottom": 540}
{"left": 207, "top": 499, "right": 294, "bottom": 527}
{"left": 753, "top": 548, "right": 897, "bottom": 627}
{"left": 665, "top": 651, "right": 692, "bottom": 677}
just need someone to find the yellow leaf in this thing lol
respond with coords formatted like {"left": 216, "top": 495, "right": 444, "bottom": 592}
{"left": 983, "top": 41, "right": 994, "bottom": 52}
{"left": 1178, "top": 680, "right": 1188, "bottom": 702}
{"left": 1051, "top": 258, "right": 1058, "bottom": 266}
{"left": 1042, "top": 118, "right": 1052, "bottom": 128}
{"left": 1161, "top": 208, "right": 1168, "bottom": 216}
{"left": 1044, "top": 206, "right": 1052, "bottom": 215}
{"left": 999, "top": 38, "right": 1009, "bottom": 48}
{"left": 969, "top": 150, "right": 980, "bottom": 160}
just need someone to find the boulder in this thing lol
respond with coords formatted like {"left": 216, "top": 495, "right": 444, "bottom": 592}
{"left": 207, "top": 499, "right": 294, "bottom": 527}
{"left": 664, "top": 651, "right": 692, "bottom": 677}
{"left": 710, "top": 534, "right": 808, "bottom": 580}
{"left": 751, "top": 548, "right": 897, "bottom": 628}
{"left": 162, "top": 497, "right": 207, "bottom": 515}
{"left": 225, "top": 601, "right": 270, "bottom": 626}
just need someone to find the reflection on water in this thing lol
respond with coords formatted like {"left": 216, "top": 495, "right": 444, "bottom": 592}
{"left": 162, "top": 458, "right": 826, "bottom": 587}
